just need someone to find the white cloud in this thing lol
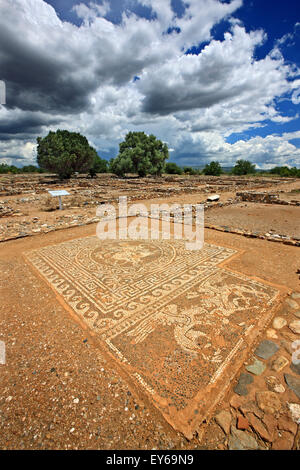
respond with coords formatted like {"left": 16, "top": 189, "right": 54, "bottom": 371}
{"left": 137, "top": 25, "right": 293, "bottom": 117}
{"left": 0, "top": 139, "right": 37, "bottom": 166}
{"left": 172, "top": 131, "right": 300, "bottom": 169}
{"left": 0, "top": 0, "right": 299, "bottom": 168}
{"left": 73, "top": 2, "right": 110, "bottom": 22}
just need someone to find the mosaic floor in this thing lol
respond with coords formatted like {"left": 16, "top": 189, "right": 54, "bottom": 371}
{"left": 25, "top": 237, "right": 280, "bottom": 438}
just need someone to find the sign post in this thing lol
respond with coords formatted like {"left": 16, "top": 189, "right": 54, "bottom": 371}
{"left": 47, "top": 190, "right": 70, "bottom": 210}
{"left": 0, "top": 81, "right": 5, "bottom": 105}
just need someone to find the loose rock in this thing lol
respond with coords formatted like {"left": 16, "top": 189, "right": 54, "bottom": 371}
{"left": 280, "top": 339, "right": 294, "bottom": 355}
{"left": 262, "top": 414, "right": 278, "bottom": 441}
{"left": 234, "top": 373, "right": 254, "bottom": 396}
{"left": 286, "top": 298, "right": 299, "bottom": 310}
{"left": 256, "top": 391, "right": 282, "bottom": 414}
{"left": 272, "top": 317, "right": 287, "bottom": 330}
{"left": 266, "top": 329, "right": 278, "bottom": 339}
{"left": 248, "top": 413, "right": 272, "bottom": 442}
{"left": 272, "top": 432, "right": 294, "bottom": 450}
{"left": 237, "top": 415, "right": 250, "bottom": 430}
{"left": 289, "top": 320, "right": 300, "bottom": 334}
{"left": 278, "top": 416, "right": 298, "bottom": 436}
{"left": 245, "top": 358, "right": 266, "bottom": 376}
{"left": 228, "top": 427, "right": 259, "bottom": 450}
{"left": 290, "top": 362, "right": 300, "bottom": 376}
{"left": 287, "top": 403, "right": 300, "bottom": 424}
{"left": 265, "top": 376, "right": 285, "bottom": 394}
{"left": 239, "top": 401, "right": 263, "bottom": 419}
{"left": 215, "top": 410, "right": 232, "bottom": 435}
{"left": 284, "top": 373, "right": 300, "bottom": 399}
{"left": 230, "top": 395, "right": 245, "bottom": 410}
{"left": 255, "top": 340, "right": 279, "bottom": 360}
{"left": 271, "top": 356, "right": 289, "bottom": 372}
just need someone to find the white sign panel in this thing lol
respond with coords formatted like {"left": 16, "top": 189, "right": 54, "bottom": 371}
{"left": 48, "top": 190, "right": 70, "bottom": 197}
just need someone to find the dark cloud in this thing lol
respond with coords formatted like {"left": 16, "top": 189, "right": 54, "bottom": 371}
{"left": 0, "top": 2, "right": 162, "bottom": 115}
{"left": 0, "top": 20, "right": 98, "bottom": 114}
{"left": 0, "top": 113, "right": 58, "bottom": 135}
{"left": 141, "top": 84, "right": 249, "bottom": 115}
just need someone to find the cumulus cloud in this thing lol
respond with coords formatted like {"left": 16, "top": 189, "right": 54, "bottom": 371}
{"left": 0, "top": 139, "right": 37, "bottom": 166}
{"left": 139, "top": 26, "right": 273, "bottom": 114}
{"left": 72, "top": 1, "right": 110, "bottom": 22}
{"left": 172, "top": 131, "right": 300, "bottom": 169}
{"left": 0, "top": 0, "right": 299, "bottom": 168}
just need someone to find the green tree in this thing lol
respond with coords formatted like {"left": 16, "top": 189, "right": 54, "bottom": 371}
{"left": 0, "top": 163, "right": 19, "bottom": 174}
{"left": 89, "top": 155, "right": 108, "bottom": 177}
{"left": 289, "top": 167, "right": 300, "bottom": 177}
{"left": 37, "top": 129, "right": 97, "bottom": 179}
{"left": 109, "top": 131, "right": 169, "bottom": 177}
{"left": 202, "top": 161, "right": 222, "bottom": 176}
{"left": 269, "top": 166, "right": 300, "bottom": 177}
{"left": 0, "top": 163, "right": 11, "bottom": 173}
{"left": 165, "top": 162, "right": 183, "bottom": 175}
{"left": 21, "top": 165, "right": 43, "bottom": 173}
{"left": 232, "top": 159, "right": 256, "bottom": 175}
{"left": 109, "top": 154, "right": 134, "bottom": 177}
{"left": 183, "top": 166, "right": 198, "bottom": 175}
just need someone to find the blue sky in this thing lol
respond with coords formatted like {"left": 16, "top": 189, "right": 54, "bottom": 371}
{"left": 0, "top": 0, "right": 299, "bottom": 168}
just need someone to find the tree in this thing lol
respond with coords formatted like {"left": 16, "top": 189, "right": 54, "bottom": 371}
{"left": 165, "top": 162, "right": 183, "bottom": 174}
{"left": 89, "top": 155, "right": 108, "bottom": 177}
{"left": 21, "top": 165, "right": 44, "bottom": 173}
{"left": 183, "top": 166, "right": 198, "bottom": 175}
{"left": 202, "top": 161, "right": 222, "bottom": 176}
{"left": 269, "top": 166, "right": 300, "bottom": 177}
{"left": 109, "top": 131, "right": 169, "bottom": 177}
{"left": 0, "top": 163, "right": 19, "bottom": 174}
{"left": 109, "top": 154, "right": 134, "bottom": 177}
{"left": 37, "top": 129, "right": 97, "bottom": 179}
{"left": 232, "top": 159, "right": 256, "bottom": 175}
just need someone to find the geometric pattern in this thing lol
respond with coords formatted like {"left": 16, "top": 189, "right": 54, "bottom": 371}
{"left": 25, "top": 236, "right": 279, "bottom": 438}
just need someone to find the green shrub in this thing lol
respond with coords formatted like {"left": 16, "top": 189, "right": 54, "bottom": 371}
{"left": 202, "top": 161, "right": 222, "bottom": 176}
{"left": 165, "top": 162, "right": 183, "bottom": 175}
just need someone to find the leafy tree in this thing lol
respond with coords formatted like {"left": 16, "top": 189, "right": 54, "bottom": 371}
{"left": 289, "top": 166, "right": 300, "bottom": 177}
{"left": 202, "top": 161, "right": 222, "bottom": 176}
{"left": 0, "top": 164, "right": 46, "bottom": 174}
{"left": 232, "top": 159, "right": 256, "bottom": 175}
{"left": 37, "top": 129, "right": 97, "bottom": 179}
{"left": 0, "top": 163, "right": 19, "bottom": 174}
{"left": 89, "top": 155, "right": 108, "bottom": 177}
{"left": 109, "top": 131, "right": 169, "bottom": 177}
{"left": 269, "top": 166, "right": 300, "bottom": 177}
{"left": 0, "top": 163, "right": 11, "bottom": 173}
{"left": 165, "top": 162, "right": 183, "bottom": 175}
{"left": 109, "top": 154, "right": 134, "bottom": 177}
{"left": 21, "top": 165, "right": 43, "bottom": 173}
{"left": 183, "top": 166, "right": 198, "bottom": 175}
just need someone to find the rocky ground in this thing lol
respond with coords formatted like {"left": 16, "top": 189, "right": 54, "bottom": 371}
{"left": 205, "top": 203, "right": 300, "bottom": 244}
{"left": 0, "top": 174, "right": 299, "bottom": 245}
{"left": 0, "top": 173, "right": 299, "bottom": 451}
{"left": 201, "top": 293, "right": 300, "bottom": 450}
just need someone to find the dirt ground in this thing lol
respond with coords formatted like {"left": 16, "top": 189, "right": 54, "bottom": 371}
{"left": 0, "top": 174, "right": 299, "bottom": 450}
{"left": 205, "top": 203, "right": 300, "bottom": 239}
{"left": 1, "top": 174, "right": 299, "bottom": 243}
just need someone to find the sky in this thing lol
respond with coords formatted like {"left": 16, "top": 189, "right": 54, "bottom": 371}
{"left": 0, "top": 0, "right": 300, "bottom": 169}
